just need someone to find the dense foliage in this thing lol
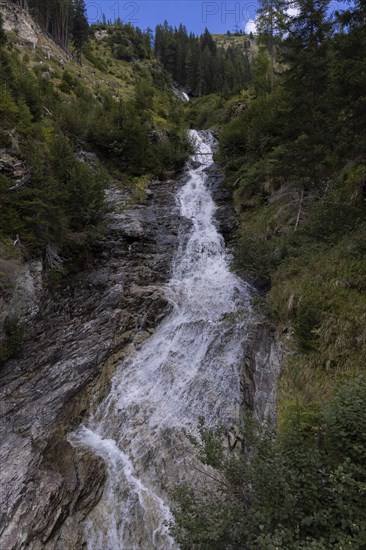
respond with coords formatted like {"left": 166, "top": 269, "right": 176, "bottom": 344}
{"left": 217, "top": 0, "right": 366, "bottom": 385}
{"left": 0, "top": 46, "right": 107, "bottom": 259}
{"left": 172, "top": 380, "right": 366, "bottom": 549}
{"left": 155, "top": 23, "right": 252, "bottom": 97}
{"left": 0, "top": 15, "right": 191, "bottom": 264}
{"left": 92, "top": 20, "right": 153, "bottom": 62}
{"left": 172, "top": 0, "right": 366, "bottom": 546}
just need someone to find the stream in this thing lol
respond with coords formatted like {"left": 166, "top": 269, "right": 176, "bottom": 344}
{"left": 69, "top": 130, "right": 253, "bottom": 549}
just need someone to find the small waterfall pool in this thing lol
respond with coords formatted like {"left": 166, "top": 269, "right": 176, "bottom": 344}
{"left": 69, "top": 130, "right": 253, "bottom": 549}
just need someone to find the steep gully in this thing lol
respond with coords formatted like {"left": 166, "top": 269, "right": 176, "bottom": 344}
{"left": 0, "top": 131, "right": 280, "bottom": 549}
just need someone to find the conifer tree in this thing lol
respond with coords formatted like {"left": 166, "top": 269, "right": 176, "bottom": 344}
{"left": 330, "top": 0, "right": 366, "bottom": 158}
{"left": 72, "top": 0, "right": 88, "bottom": 63}
{"left": 257, "top": 0, "right": 286, "bottom": 92}
{"left": 282, "top": 0, "right": 332, "bottom": 184}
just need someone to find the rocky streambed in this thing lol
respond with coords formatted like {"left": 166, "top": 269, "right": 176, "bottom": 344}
{"left": 0, "top": 155, "right": 280, "bottom": 549}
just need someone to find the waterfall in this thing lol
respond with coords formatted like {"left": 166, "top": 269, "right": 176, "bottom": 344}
{"left": 69, "top": 130, "right": 252, "bottom": 549}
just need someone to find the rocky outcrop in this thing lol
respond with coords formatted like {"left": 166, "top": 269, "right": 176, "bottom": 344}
{"left": 0, "top": 177, "right": 185, "bottom": 549}
{"left": 241, "top": 313, "right": 281, "bottom": 422}
{"left": 205, "top": 163, "right": 238, "bottom": 240}
{"left": 205, "top": 165, "right": 281, "bottom": 423}
{"left": 0, "top": 1, "right": 39, "bottom": 49}
{"left": 0, "top": 1, "right": 71, "bottom": 62}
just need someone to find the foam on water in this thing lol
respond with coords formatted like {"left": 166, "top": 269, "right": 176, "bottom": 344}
{"left": 69, "top": 130, "right": 252, "bottom": 549}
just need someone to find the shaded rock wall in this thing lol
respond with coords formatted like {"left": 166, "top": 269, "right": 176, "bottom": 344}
{"left": 205, "top": 164, "right": 282, "bottom": 424}
{"left": 0, "top": 178, "right": 185, "bottom": 549}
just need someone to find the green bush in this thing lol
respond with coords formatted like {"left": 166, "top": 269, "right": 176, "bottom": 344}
{"left": 59, "top": 70, "right": 83, "bottom": 95}
{"left": 293, "top": 297, "right": 322, "bottom": 352}
{"left": 0, "top": 318, "right": 25, "bottom": 366}
{"left": 185, "top": 94, "right": 226, "bottom": 129}
{"left": 172, "top": 380, "right": 366, "bottom": 549}
{"left": 83, "top": 45, "right": 107, "bottom": 71}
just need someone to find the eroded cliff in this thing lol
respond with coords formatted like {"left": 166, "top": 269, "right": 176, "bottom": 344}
{"left": 0, "top": 178, "right": 185, "bottom": 549}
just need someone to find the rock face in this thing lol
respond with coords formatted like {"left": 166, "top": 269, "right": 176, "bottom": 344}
{"left": 205, "top": 164, "right": 281, "bottom": 423}
{"left": 0, "top": 178, "right": 185, "bottom": 549}
{"left": 0, "top": 2, "right": 71, "bottom": 62}
{"left": 205, "top": 163, "right": 238, "bottom": 240}
{"left": 0, "top": 164, "right": 280, "bottom": 548}
{"left": 0, "top": 1, "right": 39, "bottom": 49}
{"left": 241, "top": 314, "right": 281, "bottom": 422}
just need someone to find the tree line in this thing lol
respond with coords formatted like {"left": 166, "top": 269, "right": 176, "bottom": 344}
{"left": 154, "top": 22, "right": 252, "bottom": 97}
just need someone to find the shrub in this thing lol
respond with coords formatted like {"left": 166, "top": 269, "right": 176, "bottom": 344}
{"left": 172, "top": 380, "right": 366, "bottom": 549}
{"left": 293, "top": 297, "right": 322, "bottom": 352}
{"left": 0, "top": 318, "right": 25, "bottom": 366}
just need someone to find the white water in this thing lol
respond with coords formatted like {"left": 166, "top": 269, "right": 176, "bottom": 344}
{"left": 69, "top": 130, "right": 252, "bottom": 549}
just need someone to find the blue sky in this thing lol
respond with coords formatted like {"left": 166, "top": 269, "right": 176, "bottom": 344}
{"left": 86, "top": 1, "right": 259, "bottom": 35}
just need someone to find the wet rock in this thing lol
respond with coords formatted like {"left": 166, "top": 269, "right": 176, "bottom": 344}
{"left": 215, "top": 204, "right": 238, "bottom": 236}
{"left": 241, "top": 316, "right": 281, "bottom": 422}
{"left": 0, "top": 177, "right": 183, "bottom": 549}
{"left": 205, "top": 164, "right": 238, "bottom": 239}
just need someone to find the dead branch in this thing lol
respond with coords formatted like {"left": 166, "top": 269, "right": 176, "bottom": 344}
{"left": 294, "top": 187, "right": 304, "bottom": 231}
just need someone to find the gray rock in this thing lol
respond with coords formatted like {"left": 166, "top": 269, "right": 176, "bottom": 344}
{"left": 0, "top": 162, "right": 281, "bottom": 549}
{"left": 240, "top": 315, "right": 281, "bottom": 423}
{"left": 0, "top": 178, "right": 183, "bottom": 550}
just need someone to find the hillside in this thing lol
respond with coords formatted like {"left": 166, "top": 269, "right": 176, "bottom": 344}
{"left": 212, "top": 32, "right": 256, "bottom": 51}
{"left": 1, "top": 2, "right": 366, "bottom": 549}
{"left": 0, "top": 4, "right": 192, "bottom": 365}
{"left": 172, "top": 3, "right": 366, "bottom": 548}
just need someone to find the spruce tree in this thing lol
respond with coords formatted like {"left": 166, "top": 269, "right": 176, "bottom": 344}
{"left": 330, "top": 0, "right": 366, "bottom": 159}
{"left": 282, "top": 0, "right": 332, "bottom": 184}
{"left": 257, "top": 0, "right": 287, "bottom": 92}
{"left": 72, "top": 0, "right": 88, "bottom": 63}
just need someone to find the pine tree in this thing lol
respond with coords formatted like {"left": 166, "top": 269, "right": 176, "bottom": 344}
{"left": 72, "top": 0, "right": 89, "bottom": 63}
{"left": 257, "top": 0, "right": 287, "bottom": 92}
{"left": 282, "top": 0, "right": 332, "bottom": 184}
{"left": 330, "top": 0, "right": 366, "bottom": 159}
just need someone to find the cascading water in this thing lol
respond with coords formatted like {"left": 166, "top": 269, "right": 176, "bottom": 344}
{"left": 69, "top": 130, "right": 253, "bottom": 549}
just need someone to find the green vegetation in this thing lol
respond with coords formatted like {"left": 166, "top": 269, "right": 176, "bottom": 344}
{"left": 171, "top": 0, "right": 366, "bottom": 546}
{"left": 72, "top": 0, "right": 89, "bottom": 63}
{"left": 155, "top": 23, "right": 252, "bottom": 97}
{"left": 0, "top": 39, "right": 108, "bottom": 259}
{"left": 216, "top": 0, "right": 366, "bottom": 416}
{"left": 172, "top": 380, "right": 366, "bottom": 548}
{"left": 0, "top": 12, "right": 191, "bottom": 265}
{"left": 0, "top": 317, "right": 25, "bottom": 364}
